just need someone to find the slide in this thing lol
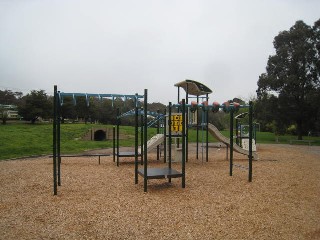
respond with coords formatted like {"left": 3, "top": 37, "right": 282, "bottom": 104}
{"left": 140, "top": 134, "right": 164, "bottom": 153}
{"left": 207, "top": 123, "right": 258, "bottom": 159}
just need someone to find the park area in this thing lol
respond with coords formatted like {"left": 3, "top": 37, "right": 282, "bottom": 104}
{"left": 0, "top": 143, "right": 319, "bottom": 239}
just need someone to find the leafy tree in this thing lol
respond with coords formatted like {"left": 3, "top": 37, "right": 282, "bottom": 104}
{"left": 18, "top": 90, "right": 52, "bottom": 123}
{"left": 0, "top": 90, "right": 23, "bottom": 105}
{"left": 0, "top": 88, "right": 170, "bottom": 126}
{"left": 208, "top": 111, "right": 226, "bottom": 130}
{"left": 256, "top": 20, "right": 320, "bottom": 139}
{"left": 148, "top": 102, "right": 166, "bottom": 113}
{"left": 59, "top": 96, "right": 78, "bottom": 123}
{"left": 96, "top": 99, "right": 118, "bottom": 124}
{"left": 75, "top": 97, "right": 95, "bottom": 123}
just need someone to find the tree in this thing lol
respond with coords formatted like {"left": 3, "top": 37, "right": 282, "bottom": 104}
{"left": 0, "top": 90, "right": 23, "bottom": 105}
{"left": 256, "top": 20, "right": 320, "bottom": 139}
{"left": 18, "top": 90, "right": 52, "bottom": 123}
{"left": 59, "top": 96, "right": 78, "bottom": 123}
{"left": 96, "top": 99, "right": 117, "bottom": 124}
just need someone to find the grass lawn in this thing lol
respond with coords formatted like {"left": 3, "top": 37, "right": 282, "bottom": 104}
{"left": 0, "top": 122, "right": 319, "bottom": 160}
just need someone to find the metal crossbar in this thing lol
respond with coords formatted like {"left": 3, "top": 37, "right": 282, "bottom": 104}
{"left": 58, "top": 92, "right": 144, "bottom": 107}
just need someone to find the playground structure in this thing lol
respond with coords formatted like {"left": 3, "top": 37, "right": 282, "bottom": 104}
{"left": 174, "top": 79, "right": 256, "bottom": 180}
{"left": 113, "top": 107, "right": 165, "bottom": 166}
{"left": 136, "top": 90, "right": 186, "bottom": 192}
{"left": 175, "top": 79, "right": 256, "bottom": 157}
{"left": 52, "top": 86, "right": 144, "bottom": 195}
{"left": 52, "top": 79, "right": 257, "bottom": 194}
{"left": 53, "top": 86, "right": 186, "bottom": 194}
{"left": 113, "top": 108, "right": 142, "bottom": 167}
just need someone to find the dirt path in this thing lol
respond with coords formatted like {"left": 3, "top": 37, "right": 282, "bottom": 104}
{"left": 0, "top": 144, "right": 319, "bottom": 239}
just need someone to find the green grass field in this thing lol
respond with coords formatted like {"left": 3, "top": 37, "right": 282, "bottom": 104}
{"left": 0, "top": 123, "right": 319, "bottom": 160}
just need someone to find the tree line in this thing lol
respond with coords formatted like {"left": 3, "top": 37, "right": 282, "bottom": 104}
{"left": 1, "top": 19, "right": 319, "bottom": 139}
{"left": 0, "top": 88, "right": 232, "bottom": 130}
{"left": 0, "top": 89, "right": 166, "bottom": 125}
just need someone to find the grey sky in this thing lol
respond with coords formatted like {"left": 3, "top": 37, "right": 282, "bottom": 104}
{"left": 0, "top": 0, "right": 319, "bottom": 104}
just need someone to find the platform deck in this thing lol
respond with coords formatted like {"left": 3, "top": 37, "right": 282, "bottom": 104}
{"left": 138, "top": 167, "right": 183, "bottom": 179}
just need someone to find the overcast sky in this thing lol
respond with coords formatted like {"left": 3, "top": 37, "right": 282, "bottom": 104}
{"left": 0, "top": 0, "right": 319, "bottom": 104}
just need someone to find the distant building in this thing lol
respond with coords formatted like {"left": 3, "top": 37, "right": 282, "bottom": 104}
{"left": 6, "top": 110, "right": 19, "bottom": 118}
{"left": 0, "top": 104, "right": 20, "bottom": 119}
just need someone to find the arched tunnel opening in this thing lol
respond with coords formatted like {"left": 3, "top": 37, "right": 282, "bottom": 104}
{"left": 94, "top": 130, "right": 106, "bottom": 141}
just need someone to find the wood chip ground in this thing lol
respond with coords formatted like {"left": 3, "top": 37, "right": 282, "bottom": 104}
{"left": 0, "top": 144, "right": 319, "bottom": 239}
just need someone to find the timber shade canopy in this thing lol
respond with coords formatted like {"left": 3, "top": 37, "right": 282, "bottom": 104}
{"left": 174, "top": 79, "right": 212, "bottom": 96}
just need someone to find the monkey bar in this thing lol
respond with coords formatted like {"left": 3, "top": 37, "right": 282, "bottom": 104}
{"left": 52, "top": 85, "right": 144, "bottom": 195}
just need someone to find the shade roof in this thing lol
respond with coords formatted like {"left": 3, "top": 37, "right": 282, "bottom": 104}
{"left": 174, "top": 79, "right": 212, "bottom": 96}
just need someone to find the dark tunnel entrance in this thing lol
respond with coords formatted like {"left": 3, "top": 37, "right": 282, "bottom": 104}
{"left": 94, "top": 130, "right": 106, "bottom": 141}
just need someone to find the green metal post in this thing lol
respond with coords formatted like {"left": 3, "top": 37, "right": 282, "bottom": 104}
{"left": 168, "top": 102, "right": 172, "bottom": 183}
{"left": 196, "top": 96, "right": 199, "bottom": 160}
{"left": 53, "top": 85, "right": 58, "bottom": 195}
{"left": 140, "top": 115, "right": 143, "bottom": 165}
{"left": 182, "top": 99, "right": 186, "bottom": 188}
{"left": 206, "top": 94, "right": 209, "bottom": 162}
{"left": 229, "top": 109, "right": 234, "bottom": 176}
{"left": 163, "top": 109, "right": 167, "bottom": 163}
{"left": 143, "top": 89, "right": 148, "bottom": 192}
{"left": 116, "top": 108, "right": 120, "bottom": 167}
{"left": 156, "top": 109, "right": 160, "bottom": 160}
{"left": 249, "top": 101, "right": 253, "bottom": 182}
{"left": 135, "top": 105, "right": 139, "bottom": 184}
{"left": 185, "top": 84, "right": 189, "bottom": 162}
{"left": 57, "top": 96, "right": 61, "bottom": 186}
{"left": 168, "top": 102, "right": 172, "bottom": 170}
{"left": 113, "top": 126, "right": 115, "bottom": 162}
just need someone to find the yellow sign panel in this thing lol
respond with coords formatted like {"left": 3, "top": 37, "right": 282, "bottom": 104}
{"left": 170, "top": 114, "right": 182, "bottom": 133}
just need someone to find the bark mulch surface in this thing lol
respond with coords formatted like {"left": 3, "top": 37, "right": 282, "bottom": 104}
{"left": 0, "top": 144, "right": 319, "bottom": 239}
